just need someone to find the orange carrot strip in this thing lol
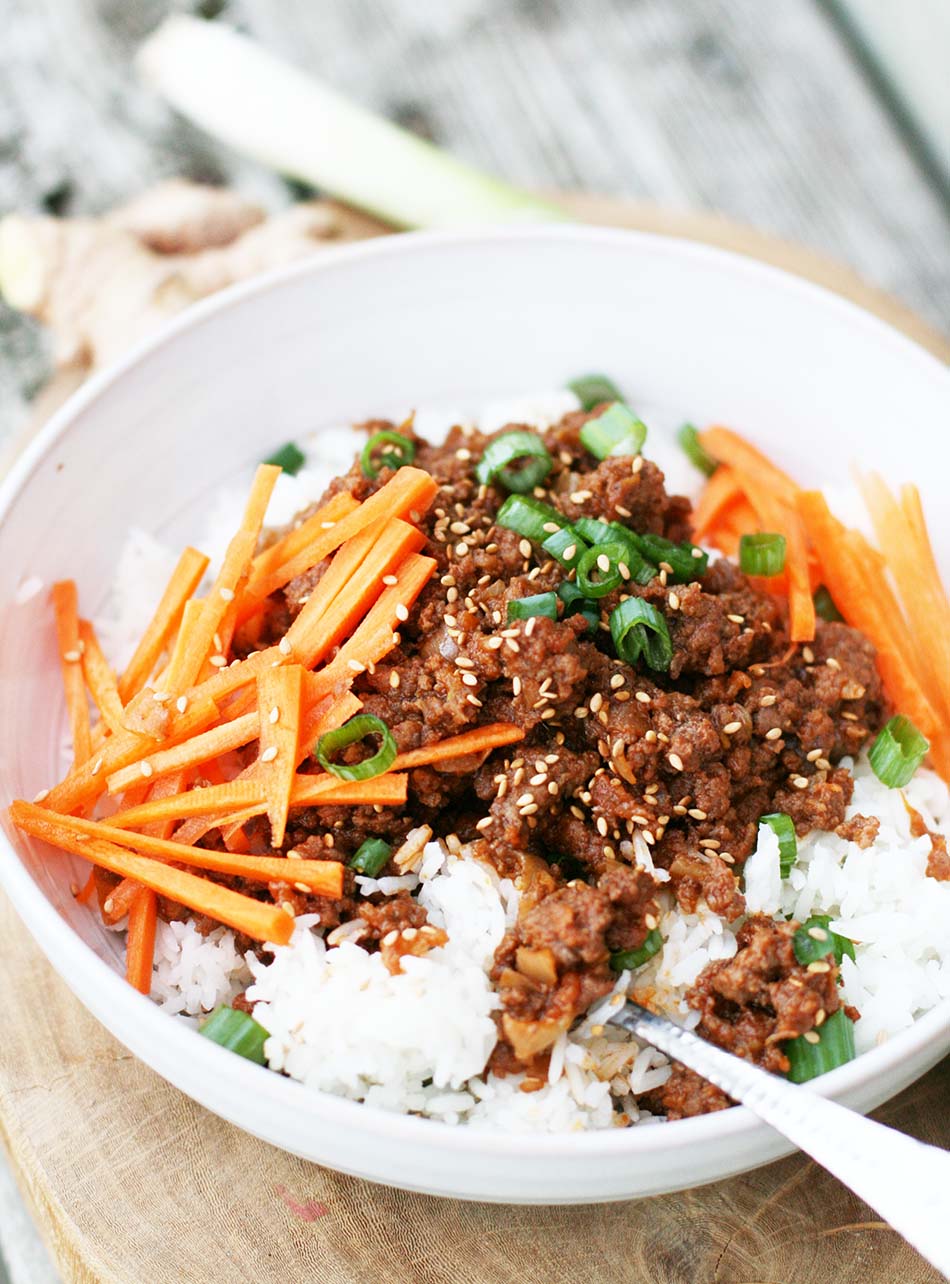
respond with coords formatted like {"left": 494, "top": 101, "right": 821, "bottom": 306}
{"left": 698, "top": 427, "right": 799, "bottom": 507}
{"left": 15, "top": 805, "right": 345, "bottom": 897}
{"left": 256, "top": 664, "right": 303, "bottom": 849}
{"left": 392, "top": 723, "right": 524, "bottom": 770}
{"left": 75, "top": 869, "right": 97, "bottom": 904}
{"left": 105, "top": 711, "right": 259, "bottom": 794}
{"left": 140, "top": 769, "right": 195, "bottom": 840}
{"left": 10, "top": 803, "right": 293, "bottom": 945}
{"left": 117, "top": 547, "right": 209, "bottom": 702}
{"left": 159, "top": 598, "right": 207, "bottom": 703}
{"left": 289, "top": 773, "right": 408, "bottom": 808}
{"left": 691, "top": 466, "right": 744, "bottom": 543}
{"left": 51, "top": 581, "right": 91, "bottom": 767}
{"left": 703, "top": 496, "right": 758, "bottom": 558}
{"left": 246, "top": 490, "right": 359, "bottom": 598}
{"left": 730, "top": 466, "right": 813, "bottom": 644}
{"left": 237, "top": 466, "right": 437, "bottom": 620}
{"left": 126, "top": 888, "right": 158, "bottom": 994}
{"left": 78, "top": 619, "right": 126, "bottom": 737}
{"left": 100, "top": 875, "right": 142, "bottom": 925}
{"left": 797, "top": 492, "right": 941, "bottom": 745}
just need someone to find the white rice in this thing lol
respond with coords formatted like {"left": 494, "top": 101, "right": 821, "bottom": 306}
{"left": 91, "top": 393, "right": 950, "bottom": 1130}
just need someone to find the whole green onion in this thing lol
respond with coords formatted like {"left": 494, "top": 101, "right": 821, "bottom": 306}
{"left": 813, "top": 585, "right": 844, "bottom": 622}
{"left": 475, "top": 429, "right": 553, "bottom": 493}
{"left": 360, "top": 430, "right": 416, "bottom": 479}
{"left": 576, "top": 543, "right": 629, "bottom": 599}
{"left": 263, "top": 442, "right": 306, "bottom": 476}
{"left": 349, "top": 838, "right": 392, "bottom": 877}
{"left": 760, "top": 812, "right": 797, "bottom": 879}
{"left": 784, "top": 1008, "right": 856, "bottom": 1084}
{"left": 739, "top": 532, "right": 786, "bottom": 577}
{"left": 199, "top": 1005, "right": 269, "bottom": 1064}
{"left": 316, "top": 714, "right": 397, "bottom": 781}
{"left": 541, "top": 524, "right": 588, "bottom": 572}
{"left": 495, "top": 494, "right": 566, "bottom": 543}
{"left": 580, "top": 403, "right": 647, "bottom": 460}
{"left": 609, "top": 597, "right": 673, "bottom": 671}
{"left": 677, "top": 423, "right": 717, "bottom": 477}
{"left": 635, "top": 532, "right": 708, "bottom": 582}
{"left": 610, "top": 928, "right": 663, "bottom": 972}
{"left": 869, "top": 714, "right": 929, "bottom": 788}
{"left": 568, "top": 373, "right": 623, "bottom": 411}
{"left": 507, "top": 592, "right": 559, "bottom": 622}
{"left": 793, "top": 914, "right": 856, "bottom": 968}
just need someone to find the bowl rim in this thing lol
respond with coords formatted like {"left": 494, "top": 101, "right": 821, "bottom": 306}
{"left": 1, "top": 222, "right": 948, "bottom": 1164}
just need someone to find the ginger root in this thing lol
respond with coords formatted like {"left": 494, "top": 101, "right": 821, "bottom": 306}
{"left": 0, "top": 179, "right": 383, "bottom": 393}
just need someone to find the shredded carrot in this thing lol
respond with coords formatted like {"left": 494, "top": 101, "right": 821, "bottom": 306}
{"left": 140, "top": 769, "right": 194, "bottom": 840}
{"left": 734, "top": 468, "right": 814, "bottom": 643}
{"left": 690, "top": 465, "right": 744, "bottom": 543}
{"left": 244, "top": 490, "right": 360, "bottom": 603}
{"left": 393, "top": 723, "right": 524, "bottom": 770}
{"left": 117, "top": 547, "right": 209, "bottom": 702}
{"left": 126, "top": 888, "right": 158, "bottom": 994}
{"left": 100, "top": 875, "right": 142, "bottom": 925}
{"left": 698, "top": 427, "right": 799, "bottom": 507}
{"left": 105, "top": 711, "right": 259, "bottom": 795}
{"left": 51, "top": 581, "right": 91, "bottom": 767}
{"left": 256, "top": 664, "right": 303, "bottom": 848}
{"left": 78, "top": 619, "right": 126, "bottom": 737}
{"left": 157, "top": 598, "right": 208, "bottom": 705}
{"left": 75, "top": 869, "right": 97, "bottom": 904}
{"left": 701, "top": 495, "right": 758, "bottom": 557}
{"left": 237, "top": 466, "right": 437, "bottom": 620}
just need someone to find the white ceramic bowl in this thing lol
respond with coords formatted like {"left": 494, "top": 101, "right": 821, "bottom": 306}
{"left": 1, "top": 227, "right": 948, "bottom": 1204}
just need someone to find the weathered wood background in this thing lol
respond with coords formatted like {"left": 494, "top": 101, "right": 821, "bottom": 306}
{"left": 0, "top": 2, "right": 948, "bottom": 1282}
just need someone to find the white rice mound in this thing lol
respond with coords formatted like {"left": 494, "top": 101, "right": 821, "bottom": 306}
{"left": 89, "top": 394, "right": 950, "bottom": 1130}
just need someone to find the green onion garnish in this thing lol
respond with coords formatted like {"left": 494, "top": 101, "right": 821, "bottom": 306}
{"left": 199, "top": 1005, "right": 269, "bottom": 1064}
{"left": 263, "top": 442, "right": 306, "bottom": 476}
{"left": 576, "top": 543, "right": 629, "bottom": 599}
{"left": 868, "top": 714, "right": 929, "bottom": 788}
{"left": 556, "top": 582, "right": 599, "bottom": 631}
{"left": 568, "top": 373, "right": 623, "bottom": 411}
{"left": 475, "top": 429, "right": 553, "bottom": 493}
{"left": 739, "top": 532, "right": 786, "bottom": 577}
{"left": 784, "top": 1008, "right": 856, "bottom": 1084}
{"left": 315, "top": 714, "right": 397, "bottom": 782}
{"left": 793, "top": 914, "right": 856, "bottom": 968}
{"left": 573, "top": 519, "right": 658, "bottom": 584}
{"left": 495, "top": 494, "right": 566, "bottom": 544}
{"left": 813, "top": 585, "right": 844, "bottom": 622}
{"left": 760, "top": 812, "right": 797, "bottom": 879}
{"left": 610, "top": 928, "right": 663, "bottom": 971}
{"left": 677, "top": 423, "right": 717, "bottom": 477}
{"left": 635, "top": 532, "right": 708, "bottom": 582}
{"left": 541, "top": 524, "right": 588, "bottom": 572}
{"left": 609, "top": 597, "right": 673, "bottom": 671}
{"left": 360, "top": 431, "right": 416, "bottom": 479}
{"left": 572, "top": 517, "right": 613, "bottom": 545}
{"left": 507, "top": 592, "right": 559, "bottom": 622}
{"left": 579, "top": 403, "right": 647, "bottom": 460}
{"left": 349, "top": 838, "right": 392, "bottom": 877}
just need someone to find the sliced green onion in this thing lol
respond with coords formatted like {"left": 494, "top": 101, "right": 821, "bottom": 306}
{"left": 349, "top": 838, "right": 392, "bottom": 877}
{"left": 572, "top": 520, "right": 658, "bottom": 585}
{"left": 793, "top": 914, "right": 856, "bottom": 968}
{"left": 568, "top": 373, "right": 623, "bottom": 411}
{"left": 739, "top": 532, "right": 786, "bottom": 577}
{"left": 760, "top": 812, "right": 797, "bottom": 879}
{"left": 572, "top": 517, "right": 613, "bottom": 546}
{"left": 635, "top": 532, "right": 708, "bottom": 582}
{"left": 360, "top": 430, "right": 416, "bottom": 479}
{"left": 813, "top": 585, "right": 844, "bottom": 623}
{"left": 576, "top": 542, "right": 629, "bottom": 599}
{"left": 784, "top": 1008, "right": 856, "bottom": 1084}
{"left": 610, "top": 928, "right": 663, "bottom": 972}
{"left": 263, "top": 441, "right": 306, "bottom": 475}
{"left": 316, "top": 714, "right": 397, "bottom": 781}
{"left": 557, "top": 581, "right": 599, "bottom": 631}
{"left": 609, "top": 597, "right": 673, "bottom": 671}
{"left": 541, "top": 524, "right": 588, "bottom": 572}
{"left": 507, "top": 592, "right": 559, "bottom": 622}
{"left": 580, "top": 403, "right": 647, "bottom": 460}
{"left": 677, "top": 423, "right": 717, "bottom": 477}
{"left": 869, "top": 714, "right": 929, "bottom": 788}
{"left": 495, "top": 494, "right": 566, "bottom": 543}
{"left": 475, "top": 429, "right": 552, "bottom": 493}
{"left": 199, "top": 1005, "right": 269, "bottom": 1064}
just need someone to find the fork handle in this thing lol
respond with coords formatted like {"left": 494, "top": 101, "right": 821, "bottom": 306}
{"left": 615, "top": 1004, "right": 950, "bottom": 1277}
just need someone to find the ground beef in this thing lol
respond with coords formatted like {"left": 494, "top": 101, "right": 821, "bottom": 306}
{"left": 835, "top": 813, "right": 881, "bottom": 849}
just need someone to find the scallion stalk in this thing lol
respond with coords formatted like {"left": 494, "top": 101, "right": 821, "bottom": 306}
{"left": 556, "top": 581, "right": 599, "bottom": 631}
{"left": 568, "top": 374, "right": 623, "bottom": 411}
{"left": 635, "top": 532, "right": 708, "bottom": 582}
{"left": 263, "top": 442, "right": 306, "bottom": 475}
{"left": 495, "top": 494, "right": 566, "bottom": 544}
{"left": 784, "top": 1008, "right": 856, "bottom": 1083}
{"left": 610, "top": 928, "right": 663, "bottom": 971}
{"left": 199, "top": 1005, "right": 269, "bottom": 1064}
{"left": 869, "top": 715, "right": 929, "bottom": 788}
{"left": 579, "top": 403, "right": 647, "bottom": 460}
{"left": 677, "top": 423, "right": 717, "bottom": 477}
{"left": 476, "top": 429, "right": 553, "bottom": 493}
{"left": 541, "top": 525, "right": 588, "bottom": 571}
{"left": 360, "top": 431, "right": 416, "bottom": 479}
{"left": 792, "top": 915, "right": 856, "bottom": 967}
{"left": 576, "top": 543, "right": 629, "bottom": 599}
{"left": 507, "top": 592, "right": 559, "bottom": 622}
{"left": 813, "top": 585, "right": 844, "bottom": 623}
{"left": 739, "top": 532, "right": 786, "bottom": 577}
{"left": 760, "top": 812, "right": 797, "bottom": 879}
{"left": 609, "top": 597, "right": 673, "bottom": 671}
{"left": 349, "top": 838, "right": 392, "bottom": 877}
{"left": 316, "top": 714, "right": 397, "bottom": 781}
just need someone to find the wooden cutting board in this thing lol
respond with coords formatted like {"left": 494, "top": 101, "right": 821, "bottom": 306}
{"left": 1, "top": 196, "right": 948, "bottom": 1284}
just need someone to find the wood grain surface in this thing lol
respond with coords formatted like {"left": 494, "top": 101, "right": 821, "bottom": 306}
{"left": 0, "top": 195, "right": 948, "bottom": 1284}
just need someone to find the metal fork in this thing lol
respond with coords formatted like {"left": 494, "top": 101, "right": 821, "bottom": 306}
{"left": 612, "top": 1002, "right": 950, "bottom": 1277}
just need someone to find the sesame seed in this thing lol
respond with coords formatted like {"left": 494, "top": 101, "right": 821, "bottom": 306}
{"left": 103, "top": 898, "right": 114, "bottom": 915}
{"left": 826, "top": 656, "right": 842, "bottom": 671}
{"left": 563, "top": 543, "right": 577, "bottom": 561}
{"left": 486, "top": 636, "right": 503, "bottom": 651}
{"left": 455, "top": 543, "right": 469, "bottom": 558}
{"left": 395, "top": 604, "right": 409, "bottom": 622}
{"left": 269, "top": 706, "right": 280, "bottom": 725}
{"left": 808, "top": 926, "right": 829, "bottom": 941}
{"left": 792, "top": 775, "right": 809, "bottom": 789}
{"left": 91, "top": 758, "right": 103, "bottom": 776}
{"left": 574, "top": 707, "right": 588, "bottom": 719}
{"left": 520, "top": 803, "right": 539, "bottom": 816}
{"left": 672, "top": 805, "right": 687, "bottom": 816}
{"left": 540, "top": 708, "right": 556, "bottom": 720}
{"left": 720, "top": 851, "right": 735, "bottom": 864}
{"left": 152, "top": 690, "right": 170, "bottom": 704}
{"left": 644, "top": 729, "right": 657, "bottom": 743}
{"left": 512, "top": 676, "right": 522, "bottom": 696}
{"left": 286, "top": 849, "right": 302, "bottom": 860}
{"left": 807, "top": 960, "right": 832, "bottom": 975}
{"left": 806, "top": 748, "right": 822, "bottom": 762}
{"left": 382, "top": 574, "right": 398, "bottom": 586}
{"left": 524, "top": 617, "right": 537, "bottom": 637}
{"left": 219, "top": 587, "right": 235, "bottom": 602}
{"left": 33, "top": 789, "right": 49, "bottom": 803}
{"left": 668, "top": 753, "right": 684, "bottom": 771}
{"left": 467, "top": 694, "right": 483, "bottom": 708}
{"left": 347, "top": 659, "right": 366, "bottom": 673}
{"left": 635, "top": 691, "right": 651, "bottom": 705}
{"left": 449, "top": 521, "right": 470, "bottom": 536}
{"left": 476, "top": 816, "right": 493, "bottom": 831}
{"left": 62, "top": 649, "right": 81, "bottom": 664}
{"left": 382, "top": 930, "right": 399, "bottom": 947}
{"left": 529, "top": 773, "right": 547, "bottom": 787}
{"left": 802, "top": 646, "right": 815, "bottom": 664}
{"left": 140, "top": 762, "right": 154, "bottom": 778}
{"left": 760, "top": 694, "right": 777, "bottom": 707}
{"left": 615, "top": 691, "right": 631, "bottom": 702}
{"left": 389, "top": 671, "right": 400, "bottom": 690}
{"left": 590, "top": 692, "right": 604, "bottom": 713}
{"left": 213, "top": 633, "right": 223, "bottom": 653}
{"left": 803, "top": 1031, "right": 821, "bottom": 1044}
{"left": 207, "top": 654, "right": 226, "bottom": 668}
{"left": 461, "top": 672, "right": 478, "bottom": 687}
{"left": 688, "top": 808, "right": 707, "bottom": 820}
{"left": 596, "top": 817, "right": 608, "bottom": 836}
{"left": 699, "top": 838, "right": 720, "bottom": 849}
{"left": 645, "top": 914, "right": 658, "bottom": 930}
{"left": 278, "top": 637, "right": 293, "bottom": 656}
{"left": 176, "top": 696, "right": 188, "bottom": 714}
{"left": 547, "top": 781, "right": 559, "bottom": 795}
{"left": 815, "top": 1009, "right": 827, "bottom": 1026}
{"left": 726, "top": 614, "right": 745, "bottom": 625}
{"left": 632, "top": 456, "right": 643, "bottom": 474}
{"left": 610, "top": 674, "right": 625, "bottom": 689}
{"left": 722, "top": 721, "right": 742, "bottom": 735}
{"left": 456, "top": 447, "right": 471, "bottom": 461}
{"left": 260, "top": 746, "right": 278, "bottom": 763}
{"left": 765, "top": 727, "right": 783, "bottom": 741}
{"left": 444, "top": 614, "right": 458, "bottom": 628}
{"left": 519, "top": 539, "right": 532, "bottom": 558}
{"left": 668, "top": 592, "right": 680, "bottom": 610}
{"left": 817, "top": 758, "right": 832, "bottom": 771}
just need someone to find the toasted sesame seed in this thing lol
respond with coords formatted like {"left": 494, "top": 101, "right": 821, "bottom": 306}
{"left": 635, "top": 691, "right": 651, "bottom": 705}
{"left": 444, "top": 614, "right": 458, "bottom": 628}
{"left": 467, "top": 694, "right": 484, "bottom": 708}
{"left": 596, "top": 817, "right": 608, "bottom": 836}
{"left": 461, "top": 672, "right": 478, "bottom": 687}
{"left": 803, "top": 1030, "right": 821, "bottom": 1044}
{"left": 140, "top": 761, "right": 154, "bottom": 778}
{"left": 505, "top": 639, "right": 520, "bottom": 653}
{"left": 699, "top": 838, "right": 720, "bottom": 849}
{"left": 395, "top": 603, "right": 409, "bottom": 623}
{"left": 644, "top": 729, "right": 657, "bottom": 744}
{"left": 547, "top": 781, "right": 559, "bottom": 795}
{"left": 525, "top": 617, "right": 537, "bottom": 637}
{"left": 668, "top": 753, "right": 684, "bottom": 771}
{"left": 802, "top": 646, "right": 815, "bottom": 664}
{"left": 590, "top": 692, "right": 604, "bottom": 713}
{"left": 815, "top": 1009, "right": 827, "bottom": 1026}
{"left": 610, "top": 673, "right": 625, "bottom": 689}
{"left": 792, "top": 775, "right": 809, "bottom": 789}
{"left": 765, "top": 727, "right": 783, "bottom": 741}
{"left": 817, "top": 758, "right": 832, "bottom": 771}
{"left": 760, "top": 694, "right": 777, "bottom": 707}
{"left": 687, "top": 808, "right": 708, "bottom": 821}
{"left": 808, "top": 926, "right": 829, "bottom": 941}
{"left": 529, "top": 773, "right": 547, "bottom": 787}
{"left": 574, "top": 707, "right": 588, "bottom": 719}
{"left": 826, "top": 656, "right": 842, "bottom": 671}
{"left": 176, "top": 696, "right": 188, "bottom": 714}
{"left": 382, "top": 574, "right": 398, "bottom": 586}
{"left": 722, "top": 720, "right": 742, "bottom": 735}
{"left": 672, "top": 805, "right": 687, "bottom": 816}
{"left": 518, "top": 539, "right": 533, "bottom": 559}
{"left": 512, "top": 676, "right": 522, "bottom": 696}
{"left": 278, "top": 637, "right": 293, "bottom": 656}
{"left": 540, "top": 708, "right": 556, "bottom": 720}
{"left": 455, "top": 543, "right": 470, "bottom": 558}
{"left": 33, "top": 789, "right": 50, "bottom": 803}
{"left": 726, "top": 614, "right": 745, "bottom": 625}
{"left": 62, "top": 649, "right": 81, "bottom": 664}
{"left": 520, "top": 803, "right": 540, "bottom": 816}
{"left": 382, "top": 930, "right": 399, "bottom": 947}
{"left": 476, "top": 816, "right": 493, "bottom": 831}
{"left": 806, "top": 748, "right": 822, "bottom": 762}
{"left": 668, "top": 592, "right": 681, "bottom": 610}
{"left": 807, "top": 961, "right": 832, "bottom": 975}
